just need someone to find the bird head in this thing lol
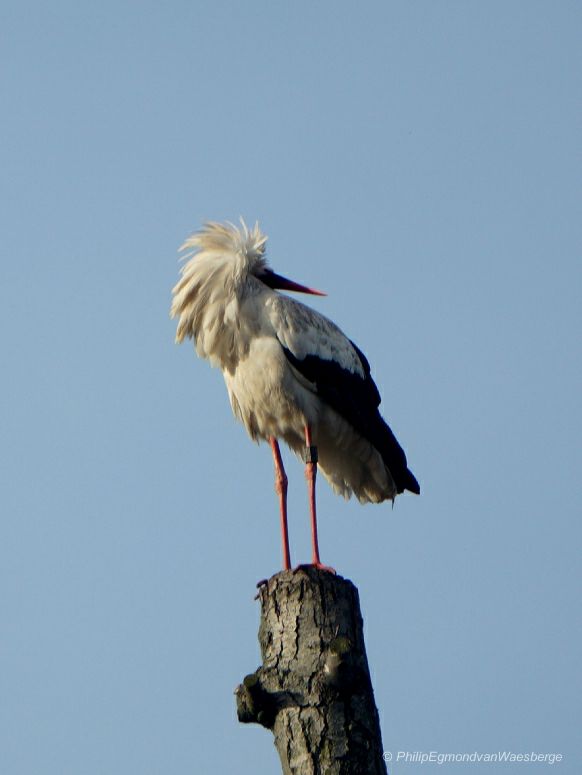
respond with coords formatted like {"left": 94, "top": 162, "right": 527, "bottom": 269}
{"left": 171, "top": 219, "right": 325, "bottom": 359}
{"left": 177, "top": 219, "right": 325, "bottom": 296}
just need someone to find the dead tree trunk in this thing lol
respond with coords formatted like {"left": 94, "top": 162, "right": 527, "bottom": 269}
{"left": 235, "top": 567, "right": 388, "bottom": 775}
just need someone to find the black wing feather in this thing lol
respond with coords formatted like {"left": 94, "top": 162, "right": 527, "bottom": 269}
{"left": 280, "top": 340, "right": 420, "bottom": 495}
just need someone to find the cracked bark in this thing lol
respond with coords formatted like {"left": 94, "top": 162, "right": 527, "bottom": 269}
{"left": 235, "top": 567, "right": 388, "bottom": 775}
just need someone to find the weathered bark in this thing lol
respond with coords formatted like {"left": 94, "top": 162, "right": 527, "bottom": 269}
{"left": 235, "top": 567, "right": 388, "bottom": 775}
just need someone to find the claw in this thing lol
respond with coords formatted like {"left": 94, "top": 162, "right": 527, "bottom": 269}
{"left": 295, "top": 562, "right": 336, "bottom": 575}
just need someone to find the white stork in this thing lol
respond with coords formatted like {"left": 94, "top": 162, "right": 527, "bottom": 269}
{"left": 171, "top": 220, "right": 419, "bottom": 571}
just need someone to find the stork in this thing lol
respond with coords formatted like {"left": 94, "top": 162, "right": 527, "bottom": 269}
{"left": 171, "top": 220, "right": 419, "bottom": 571}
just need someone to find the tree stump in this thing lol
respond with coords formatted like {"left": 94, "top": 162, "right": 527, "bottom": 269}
{"left": 235, "top": 567, "right": 388, "bottom": 775}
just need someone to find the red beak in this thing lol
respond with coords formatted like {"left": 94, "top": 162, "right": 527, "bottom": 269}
{"left": 261, "top": 270, "right": 326, "bottom": 296}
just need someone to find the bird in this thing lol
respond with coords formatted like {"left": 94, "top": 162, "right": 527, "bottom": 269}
{"left": 170, "top": 219, "right": 419, "bottom": 571}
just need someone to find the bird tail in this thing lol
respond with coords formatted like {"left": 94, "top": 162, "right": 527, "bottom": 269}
{"left": 372, "top": 415, "right": 420, "bottom": 496}
{"left": 401, "top": 467, "right": 420, "bottom": 495}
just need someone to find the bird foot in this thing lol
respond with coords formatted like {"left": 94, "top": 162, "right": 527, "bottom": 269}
{"left": 295, "top": 562, "right": 336, "bottom": 575}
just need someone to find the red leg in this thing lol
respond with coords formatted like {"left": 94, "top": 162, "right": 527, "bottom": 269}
{"left": 304, "top": 426, "right": 335, "bottom": 572}
{"left": 270, "top": 437, "right": 291, "bottom": 571}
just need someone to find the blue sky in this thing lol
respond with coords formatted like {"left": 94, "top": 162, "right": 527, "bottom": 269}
{"left": 1, "top": 2, "right": 580, "bottom": 773}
